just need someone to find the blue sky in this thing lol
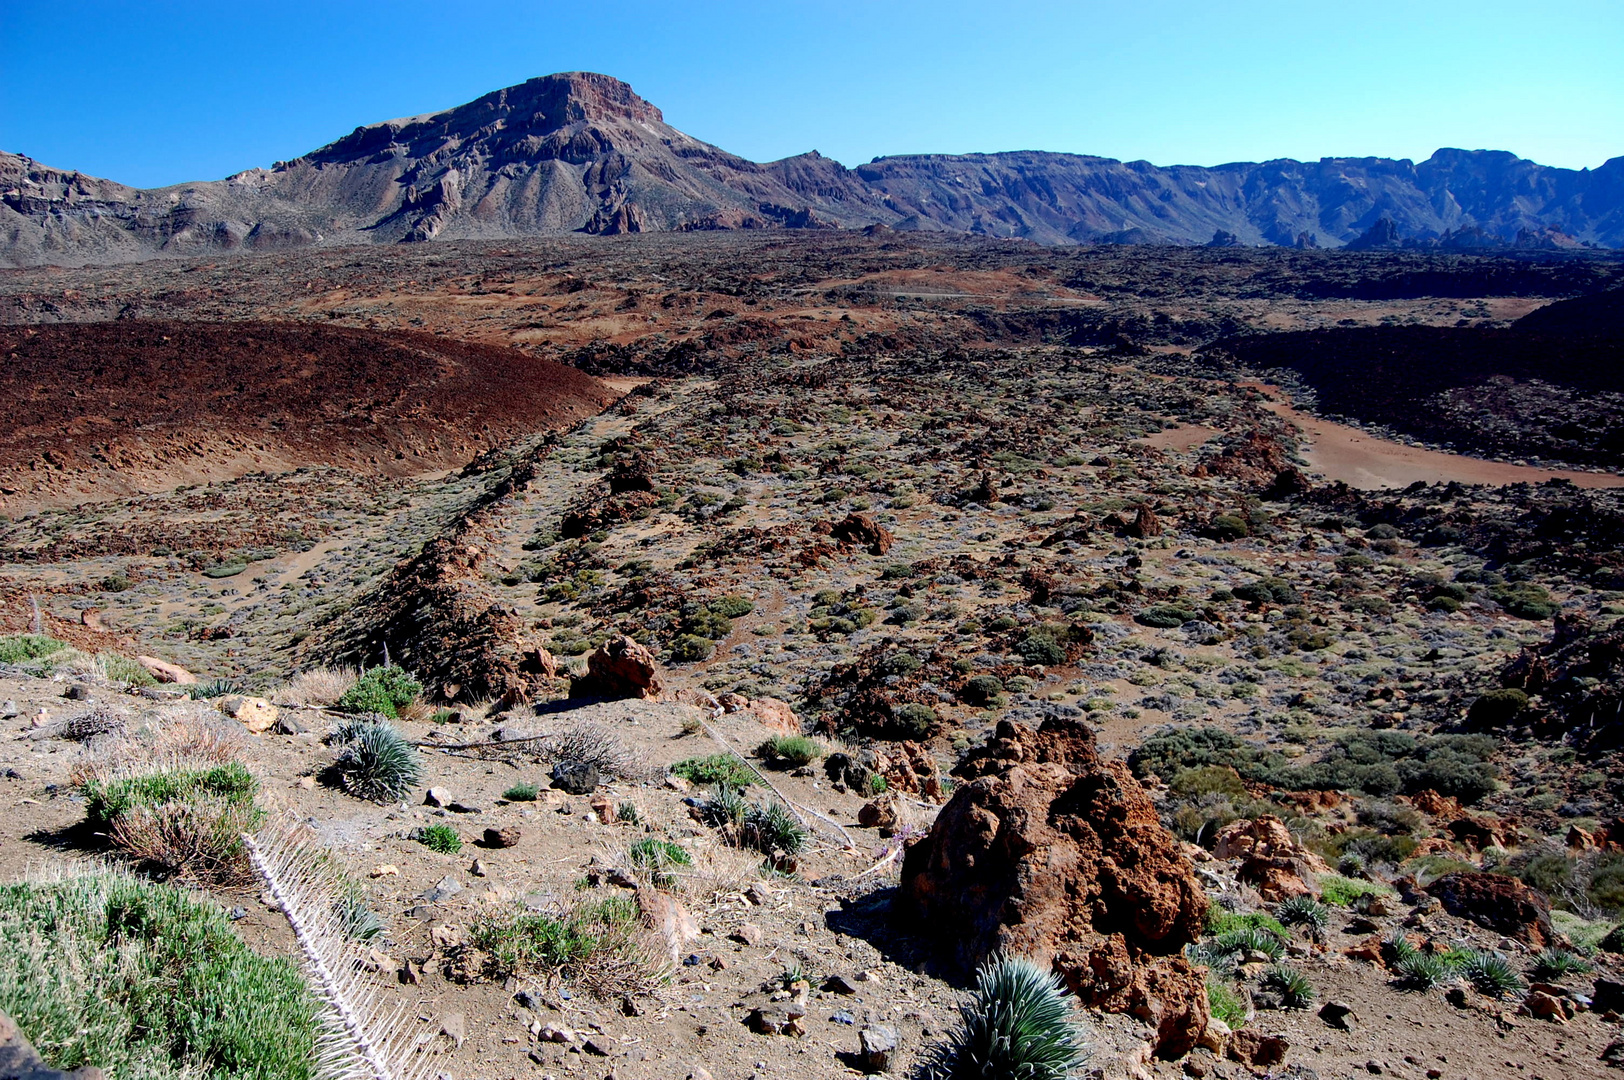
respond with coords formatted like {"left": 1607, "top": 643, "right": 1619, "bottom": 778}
{"left": 2, "top": 0, "right": 1619, "bottom": 189}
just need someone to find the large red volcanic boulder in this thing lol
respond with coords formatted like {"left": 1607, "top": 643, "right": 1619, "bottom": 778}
{"left": 900, "top": 716, "right": 1210, "bottom": 1057}
{"left": 1428, "top": 871, "right": 1554, "bottom": 948}
{"left": 573, "top": 634, "right": 663, "bottom": 700}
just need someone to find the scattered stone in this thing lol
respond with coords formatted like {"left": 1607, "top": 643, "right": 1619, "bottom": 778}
{"left": 551, "top": 760, "right": 600, "bottom": 794}
{"left": 1593, "top": 978, "right": 1624, "bottom": 1014}
{"left": 748, "top": 696, "right": 801, "bottom": 736}
{"left": 482, "top": 826, "right": 521, "bottom": 848}
{"left": 421, "top": 875, "right": 463, "bottom": 902}
{"left": 730, "top": 923, "right": 764, "bottom": 947}
{"left": 823, "top": 975, "right": 859, "bottom": 995}
{"left": 1227, "top": 1030, "right": 1289, "bottom": 1068}
{"left": 744, "top": 882, "right": 771, "bottom": 906}
{"left": 63, "top": 684, "right": 92, "bottom": 700}
{"left": 857, "top": 796, "right": 900, "bottom": 835}
{"left": 439, "top": 1012, "right": 466, "bottom": 1048}
{"left": 1319, "top": 1000, "right": 1357, "bottom": 1029}
{"left": 743, "top": 1007, "right": 803, "bottom": 1037}
{"left": 589, "top": 796, "right": 614, "bottom": 823}
{"left": 538, "top": 1024, "right": 575, "bottom": 1043}
{"left": 638, "top": 888, "right": 699, "bottom": 965}
{"left": 0, "top": 701, "right": 17, "bottom": 719}
{"left": 468, "top": 859, "right": 488, "bottom": 877}
{"left": 858, "top": 1025, "right": 899, "bottom": 1073}
{"left": 830, "top": 512, "right": 894, "bottom": 555}
{"left": 574, "top": 634, "right": 663, "bottom": 700}
{"left": 370, "top": 864, "right": 399, "bottom": 878}
{"left": 424, "top": 787, "right": 453, "bottom": 807}
{"left": 273, "top": 712, "right": 307, "bottom": 735}
{"left": 1519, "top": 990, "right": 1570, "bottom": 1023}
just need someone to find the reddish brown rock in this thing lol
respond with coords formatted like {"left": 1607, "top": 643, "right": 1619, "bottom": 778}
{"left": 900, "top": 716, "right": 1209, "bottom": 1057}
{"left": 1226, "top": 1030, "right": 1288, "bottom": 1068}
{"left": 1427, "top": 871, "right": 1554, "bottom": 948}
{"left": 136, "top": 655, "right": 196, "bottom": 684}
{"left": 1214, "top": 815, "right": 1329, "bottom": 900}
{"left": 573, "top": 634, "right": 663, "bottom": 699}
{"left": 829, "top": 512, "right": 893, "bottom": 555}
{"left": 748, "top": 696, "right": 801, "bottom": 736}
{"left": 857, "top": 796, "right": 900, "bottom": 835}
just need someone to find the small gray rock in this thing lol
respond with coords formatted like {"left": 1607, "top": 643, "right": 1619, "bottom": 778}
{"left": 1318, "top": 1000, "right": 1357, "bottom": 1029}
{"left": 424, "top": 787, "right": 452, "bottom": 807}
{"left": 859, "top": 1025, "right": 898, "bottom": 1073}
{"left": 551, "top": 760, "right": 599, "bottom": 795}
{"left": 420, "top": 875, "right": 462, "bottom": 903}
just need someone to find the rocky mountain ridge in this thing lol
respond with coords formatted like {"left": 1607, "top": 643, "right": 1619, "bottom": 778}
{"left": 4, "top": 70, "right": 1621, "bottom": 265}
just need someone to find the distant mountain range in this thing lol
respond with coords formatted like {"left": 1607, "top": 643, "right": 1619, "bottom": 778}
{"left": 4, "top": 71, "right": 1621, "bottom": 266}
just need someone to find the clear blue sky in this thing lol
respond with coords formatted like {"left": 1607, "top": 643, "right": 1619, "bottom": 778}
{"left": 2, "top": 0, "right": 1619, "bottom": 189}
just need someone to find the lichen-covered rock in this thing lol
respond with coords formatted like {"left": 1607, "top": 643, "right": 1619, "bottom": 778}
{"left": 899, "top": 716, "right": 1209, "bottom": 1057}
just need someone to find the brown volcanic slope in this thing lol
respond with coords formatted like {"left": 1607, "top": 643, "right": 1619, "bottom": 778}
{"left": 0, "top": 320, "right": 615, "bottom": 508}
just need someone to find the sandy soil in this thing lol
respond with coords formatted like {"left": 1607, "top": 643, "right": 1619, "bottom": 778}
{"left": 1254, "top": 388, "right": 1624, "bottom": 491}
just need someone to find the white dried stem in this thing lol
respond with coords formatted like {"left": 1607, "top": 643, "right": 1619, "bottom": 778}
{"left": 244, "top": 817, "right": 429, "bottom": 1080}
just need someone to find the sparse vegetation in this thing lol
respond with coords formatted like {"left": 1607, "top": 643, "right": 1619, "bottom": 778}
{"left": 671, "top": 753, "right": 755, "bottom": 787}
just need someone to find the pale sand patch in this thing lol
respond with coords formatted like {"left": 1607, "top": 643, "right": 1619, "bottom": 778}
{"left": 1253, "top": 387, "right": 1624, "bottom": 491}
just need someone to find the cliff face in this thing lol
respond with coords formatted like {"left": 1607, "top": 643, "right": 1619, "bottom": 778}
{"left": 4, "top": 71, "right": 1621, "bottom": 266}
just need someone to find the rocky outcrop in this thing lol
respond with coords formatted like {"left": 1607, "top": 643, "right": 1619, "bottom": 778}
{"left": 900, "top": 716, "right": 1209, "bottom": 1057}
{"left": 573, "top": 634, "right": 663, "bottom": 700}
{"left": 1213, "top": 816, "right": 1331, "bottom": 902}
{"left": 825, "top": 513, "right": 894, "bottom": 556}
{"left": 1427, "top": 871, "right": 1555, "bottom": 948}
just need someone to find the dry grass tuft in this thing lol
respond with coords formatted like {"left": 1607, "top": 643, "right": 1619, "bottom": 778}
{"left": 274, "top": 666, "right": 359, "bottom": 708}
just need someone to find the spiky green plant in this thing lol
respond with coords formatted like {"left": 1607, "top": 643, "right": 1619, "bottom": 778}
{"left": 1457, "top": 950, "right": 1525, "bottom": 998}
{"left": 924, "top": 955, "right": 1087, "bottom": 1080}
{"left": 189, "top": 677, "right": 244, "bottom": 700}
{"left": 332, "top": 720, "right": 420, "bottom": 803}
{"left": 1530, "top": 946, "right": 1593, "bottom": 980}
{"left": 335, "top": 895, "right": 385, "bottom": 944}
{"left": 1275, "top": 895, "right": 1329, "bottom": 936}
{"left": 1210, "top": 926, "right": 1284, "bottom": 961}
{"left": 1261, "top": 964, "right": 1315, "bottom": 1008}
{"left": 1394, "top": 951, "right": 1454, "bottom": 991}
{"left": 1382, "top": 928, "right": 1420, "bottom": 966}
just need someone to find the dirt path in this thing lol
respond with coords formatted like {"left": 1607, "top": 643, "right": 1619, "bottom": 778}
{"left": 1252, "top": 387, "right": 1624, "bottom": 491}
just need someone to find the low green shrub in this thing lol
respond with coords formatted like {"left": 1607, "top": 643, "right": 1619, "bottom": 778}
{"left": 671, "top": 754, "right": 754, "bottom": 787}
{"left": 1531, "top": 946, "right": 1592, "bottom": 979}
{"left": 761, "top": 734, "right": 824, "bottom": 767}
{"left": 708, "top": 594, "right": 755, "bottom": 618}
{"left": 628, "top": 838, "right": 691, "bottom": 887}
{"left": 1206, "top": 977, "right": 1248, "bottom": 1028}
{"left": 961, "top": 674, "right": 1005, "bottom": 706}
{"left": 80, "top": 763, "right": 264, "bottom": 883}
{"left": 1489, "top": 582, "right": 1558, "bottom": 620}
{"left": 333, "top": 665, "right": 422, "bottom": 718}
{"left": 0, "top": 872, "right": 316, "bottom": 1079}
{"left": 503, "top": 782, "right": 540, "bottom": 801}
{"left": 0, "top": 633, "right": 67, "bottom": 666}
{"left": 894, "top": 702, "right": 939, "bottom": 738}
{"left": 668, "top": 633, "right": 715, "bottom": 662}
{"left": 1318, "top": 873, "right": 1396, "bottom": 908}
{"left": 470, "top": 896, "right": 643, "bottom": 984}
